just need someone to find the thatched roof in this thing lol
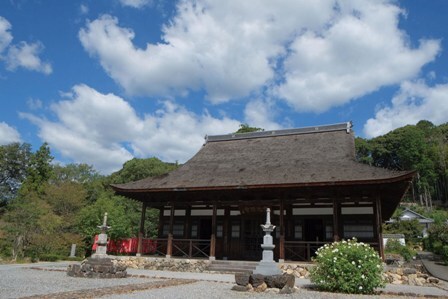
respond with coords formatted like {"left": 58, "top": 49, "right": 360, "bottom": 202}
{"left": 112, "top": 122, "right": 415, "bottom": 218}
{"left": 112, "top": 122, "right": 414, "bottom": 192}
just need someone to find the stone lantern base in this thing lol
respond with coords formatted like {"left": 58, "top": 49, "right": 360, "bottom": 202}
{"left": 67, "top": 257, "right": 127, "bottom": 279}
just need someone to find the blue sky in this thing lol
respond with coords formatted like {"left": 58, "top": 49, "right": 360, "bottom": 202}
{"left": 0, "top": 0, "right": 447, "bottom": 174}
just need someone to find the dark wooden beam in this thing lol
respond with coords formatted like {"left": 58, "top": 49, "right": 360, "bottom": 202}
{"left": 136, "top": 201, "right": 147, "bottom": 256}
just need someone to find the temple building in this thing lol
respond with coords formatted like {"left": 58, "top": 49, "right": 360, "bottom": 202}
{"left": 111, "top": 122, "right": 415, "bottom": 261}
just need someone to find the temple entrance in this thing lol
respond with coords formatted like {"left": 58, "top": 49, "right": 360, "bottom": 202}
{"left": 304, "top": 218, "right": 324, "bottom": 242}
{"left": 199, "top": 219, "right": 212, "bottom": 239}
{"left": 242, "top": 214, "right": 264, "bottom": 260}
{"left": 304, "top": 218, "right": 325, "bottom": 258}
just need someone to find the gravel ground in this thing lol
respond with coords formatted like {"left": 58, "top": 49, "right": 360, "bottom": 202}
{"left": 0, "top": 266, "right": 156, "bottom": 299}
{"left": 1, "top": 262, "right": 447, "bottom": 299}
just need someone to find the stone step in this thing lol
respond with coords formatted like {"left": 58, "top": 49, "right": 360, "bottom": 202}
{"left": 208, "top": 260, "right": 258, "bottom": 273}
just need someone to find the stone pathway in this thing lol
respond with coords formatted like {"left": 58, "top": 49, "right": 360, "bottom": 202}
{"left": 419, "top": 251, "right": 448, "bottom": 282}
{"left": 1, "top": 261, "right": 448, "bottom": 298}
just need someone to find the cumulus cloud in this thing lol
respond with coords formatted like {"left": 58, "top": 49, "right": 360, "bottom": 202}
{"left": 6, "top": 41, "right": 52, "bottom": 74}
{"left": 0, "top": 122, "right": 21, "bottom": 145}
{"left": 78, "top": 0, "right": 440, "bottom": 115}
{"left": 244, "top": 99, "right": 282, "bottom": 130}
{"left": 21, "top": 84, "right": 239, "bottom": 174}
{"left": 0, "top": 16, "right": 12, "bottom": 53}
{"left": 364, "top": 80, "right": 448, "bottom": 138}
{"left": 119, "top": 0, "right": 152, "bottom": 9}
{"left": 276, "top": 1, "right": 440, "bottom": 112}
{"left": 78, "top": 1, "right": 334, "bottom": 102}
{"left": 0, "top": 16, "right": 52, "bottom": 74}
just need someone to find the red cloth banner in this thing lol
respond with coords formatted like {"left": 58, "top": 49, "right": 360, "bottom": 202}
{"left": 92, "top": 235, "right": 157, "bottom": 254}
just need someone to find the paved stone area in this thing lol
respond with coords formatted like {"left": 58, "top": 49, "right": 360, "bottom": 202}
{"left": 1, "top": 261, "right": 448, "bottom": 298}
{"left": 419, "top": 251, "right": 448, "bottom": 282}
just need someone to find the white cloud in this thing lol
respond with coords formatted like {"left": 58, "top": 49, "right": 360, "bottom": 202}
{"left": 6, "top": 41, "right": 52, "bottom": 74}
{"left": 0, "top": 16, "right": 12, "bottom": 53}
{"left": 26, "top": 98, "right": 43, "bottom": 110}
{"left": 78, "top": 0, "right": 440, "bottom": 115}
{"left": 364, "top": 80, "right": 448, "bottom": 138}
{"left": 80, "top": 4, "right": 89, "bottom": 15}
{"left": 78, "top": 1, "right": 334, "bottom": 102}
{"left": 131, "top": 101, "right": 240, "bottom": 162}
{"left": 244, "top": 99, "right": 282, "bottom": 130}
{"left": 0, "top": 122, "right": 21, "bottom": 145}
{"left": 0, "top": 16, "right": 52, "bottom": 74}
{"left": 21, "top": 84, "right": 240, "bottom": 174}
{"left": 119, "top": 0, "right": 152, "bottom": 9}
{"left": 275, "top": 1, "right": 440, "bottom": 113}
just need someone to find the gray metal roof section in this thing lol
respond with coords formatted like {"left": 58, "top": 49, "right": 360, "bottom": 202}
{"left": 205, "top": 122, "right": 352, "bottom": 143}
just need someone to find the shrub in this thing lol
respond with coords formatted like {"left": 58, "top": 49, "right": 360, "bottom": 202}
{"left": 385, "top": 239, "right": 416, "bottom": 262}
{"left": 310, "top": 238, "right": 385, "bottom": 294}
{"left": 442, "top": 246, "right": 448, "bottom": 265}
{"left": 38, "top": 254, "right": 62, "bottom": 262}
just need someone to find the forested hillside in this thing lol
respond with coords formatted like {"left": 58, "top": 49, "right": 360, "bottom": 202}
{"left": 356, "top": 120, "right": 448, "bottom": 208}
{"left": 0, "top": 120, "right": 446, "bottom": 261}
{"left": 0, "top": 143, "right": 177, "bottom": 261}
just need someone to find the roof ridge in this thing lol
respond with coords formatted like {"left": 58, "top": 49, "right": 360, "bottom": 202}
{"left": 206, "top": 121, "right": 352, "bottom": 143}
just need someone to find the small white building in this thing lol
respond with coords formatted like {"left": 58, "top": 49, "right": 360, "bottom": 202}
{"left": 386, "top": 208, "right": 434, "bottom": 237}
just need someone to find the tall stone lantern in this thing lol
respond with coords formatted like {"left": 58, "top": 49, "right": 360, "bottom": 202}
{"left": 253, "top": 208, "right": 281, "bottom": 275}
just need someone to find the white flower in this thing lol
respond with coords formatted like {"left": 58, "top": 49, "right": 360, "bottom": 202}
{"left": 359, "top": 286, "right": 363, "bottom": 290}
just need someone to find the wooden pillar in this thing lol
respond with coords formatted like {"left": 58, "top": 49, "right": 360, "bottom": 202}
{"left": 223, "top": 206, "right": 230, "bottom": 259}
{"left": 279, "top": 200, "right": 285, "bottom": 262}
{"left": 209, "top": 203, "right": 217, "bottom": 260}
{"left": 157, "top": 207, "right": 164, "bottom": 237}
{"left": 374, "top": 196, "right": 385, "bottom": 260}
{"left": 185, "top": 206, "right": 191, "bottom": 239}
{"left": 136, "top": 202, "right": 147, "bottom": 256}
{"left": 333, "top": 200, "right": 341, "bottom": 241}
{"left": 166, "top": 205, "right": 174, "bottom": 258}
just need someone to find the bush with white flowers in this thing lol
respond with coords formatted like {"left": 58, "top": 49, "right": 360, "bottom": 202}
{"left": 310, "top": 238, "right": 385, "bottom": 294}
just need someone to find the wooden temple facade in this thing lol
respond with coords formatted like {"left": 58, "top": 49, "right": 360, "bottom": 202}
{"left": 112, "top": 123, "right": 415, "bottom": 261}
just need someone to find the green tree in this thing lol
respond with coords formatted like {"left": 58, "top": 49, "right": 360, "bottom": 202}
{"left": 107, "top": 157, "right": 178, "bottom": 240}
{"left": 2, "top": 191, "right": 60, "bottom": 260}
{"left": 52, "top": 163, "right": 100, "bottom": 184}
{"left": 21, "top": 142, "right": 54, "bottom": 195}
{"left": 383, "top": 219, "right": 422, "bottom": 245}
{"left": 108, "top": 157, "right": 178, "bottom": 184}
{"left": 356, "top": 121, "right": 448, "bottom": 205}
{"left": 0, "top": 143, "right": 32, "bottom": 207}
{"left": 76, "top": 192, "right": 133, "bottom": 255}
{"left": 235, "top": 123, "right": 264, "bottom": 134}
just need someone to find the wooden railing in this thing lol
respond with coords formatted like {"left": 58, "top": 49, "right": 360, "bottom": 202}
{"left": 171, "top": 239, "right": 210, "bottom": 258}
{"left": 284, "top": 241, "right": 330, "bottom": 261}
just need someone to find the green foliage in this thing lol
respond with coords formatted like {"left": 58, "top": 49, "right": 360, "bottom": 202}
{"left": 0, "top": 142, "right": 32, "bottom": 207}
{"left": 76, "top": 193, "right": 133, "bottom": 248}
{"left": 355, "top": 121, "right": 448, "bottom": 204}
{"left": 425, "top": 222, "right": 448, "bottom": 264}
{"left": 38, "top": 253, "right": 62, "bottom": 262}
{"left": 108, "top": 157, "right": 178, "bottom": 184}
{"left": 385, "top": 239, "right": 416, "bottom": 262}
{"left": 1, "top": 191, "right": 61, "bottom": 260}
{"left": 52, "top": 163, "right": 101, "bottom": 184}
{"left": 310, "top": 239, "right": 385, "bottom": 294}
{"left": 383, "top": 219, "right": 422, "bottom": 244}
{"left": 21, "top": 143, "right": 54, "bottom": 195}
{"left": 235, "top": 123, "right": 264, "bottom": 134}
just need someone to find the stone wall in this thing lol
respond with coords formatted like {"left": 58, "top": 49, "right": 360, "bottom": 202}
{"left": 280, "top": 262, "right": 440, "bottom": 286}
{"left": 112, "top": 256, "right": 211, "bottom": 272}
{"left": 110, "top": 257, "right": 440, "bottom": 286}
